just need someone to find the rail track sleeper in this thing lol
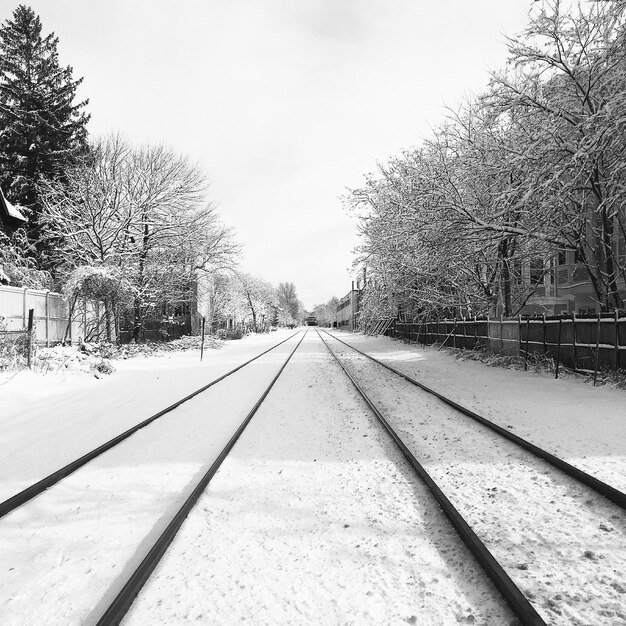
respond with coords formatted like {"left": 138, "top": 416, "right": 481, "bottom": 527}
{"left": 320, "top": 329, "right": 626, "bottom": 511}
{"left": 316, "top": 329, "right": 546, "bottom": 626}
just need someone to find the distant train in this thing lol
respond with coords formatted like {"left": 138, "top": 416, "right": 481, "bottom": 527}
{"left": 305, "top": 315, "right": 318, "bottom": 326}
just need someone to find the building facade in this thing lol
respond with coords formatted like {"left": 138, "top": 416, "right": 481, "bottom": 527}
{"left": 520, "top": 249, "right": 626, "bottom": 316}
{"left": 336, "top": 288, "right": 359, "bottom": 329}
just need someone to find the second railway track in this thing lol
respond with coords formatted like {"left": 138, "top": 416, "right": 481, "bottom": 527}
{"left": 319, "top": 328, "right": 626, "bottom": 509}
{"left": 317, "top": 328, "right": 626, "bottom": 625}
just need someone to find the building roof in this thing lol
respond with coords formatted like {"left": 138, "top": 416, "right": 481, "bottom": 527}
{"left": 0, "top": 187, "right": 27, "bottom": 223}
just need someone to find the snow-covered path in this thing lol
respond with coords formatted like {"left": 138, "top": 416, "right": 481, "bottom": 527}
{"left": 124, "top": 330, "right": 515, "bottom": 625}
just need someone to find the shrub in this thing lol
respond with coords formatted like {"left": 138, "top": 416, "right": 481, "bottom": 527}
{"left": 94, "top": 358, "right": 115, "bottom": 375}
{"left": 0, "top": 330, "right": 30, "bottom": 370}
{"left": 216, "top": 328, "right": 244, "bottom": 340}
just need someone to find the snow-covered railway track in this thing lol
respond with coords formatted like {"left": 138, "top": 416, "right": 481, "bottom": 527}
{"left": 318, "top": 328, "right": 626, "bottom": 625}
{"left": 0, "top": 331, "right": 306, "bottom": 625}
{"left": 0, "top": 330, "right": 302, "bottom": 520}
{"left": 96, "top": 330, "right": 308, "bottom": 625}
{"left": 121, "top": 330, "right": 521, "bottom": 625}
{"left": 317, "top": 328, "right": 543, "bottom": 626}
{"left": 319, "top": 328, "right": 626, "bottom": 510}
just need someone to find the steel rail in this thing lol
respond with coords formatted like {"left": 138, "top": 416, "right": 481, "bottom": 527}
{"left": 316, "top": 329, "right": 546, "bottom": 626}
{"left": 320, "top": 328, "right": 626, "bottom": 511}
{"left": 0, "top": 330, "right": 303, "bottom": 519}
{"left": 96, "top": 330, "right": 308, "bottom": 625}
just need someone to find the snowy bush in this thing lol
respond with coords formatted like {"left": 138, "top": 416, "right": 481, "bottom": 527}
{"left": 216, "top": 328, "right": 244, "bottom": 340}
{"left": 0, "top": 329, "right": 29, "bottom": 370}
{"left": 94, "top": 359, "right": 115, "bottom": 375}
{"left": 64, "top": 266, "right": 131, "bottom": 343}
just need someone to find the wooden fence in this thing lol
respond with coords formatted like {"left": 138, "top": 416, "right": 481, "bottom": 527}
{"left": 386, "top": 313, "right": 626, "bottom": 374}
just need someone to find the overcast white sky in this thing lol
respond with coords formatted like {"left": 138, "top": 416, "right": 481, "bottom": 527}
{"left": 2, "top": 0, "right": 532, "bottom": 309}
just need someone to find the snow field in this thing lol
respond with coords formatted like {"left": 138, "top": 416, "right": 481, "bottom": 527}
{"left": 124, "top": 332, "right": 517, "bottom": 625}
{"left": 324, "top": 333, "right": 626, "bottom": 625}
{"left": 0, "top": 332, "right": 304, "bottom": 625}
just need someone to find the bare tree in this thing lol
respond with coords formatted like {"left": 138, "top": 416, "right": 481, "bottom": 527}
{"left": 312, "top": 296, "right": 339, "bottom": 326}
{"left": 348, "top": 0, "right": 626, "bottom": 320}
{"left": 276, "top": 281, "right": 300, "bottom": 325}
{"left": 239, "top": 274, "right": 277, "bottom": 332}
{"left": 40, "top": 134, "right": 239, "bottom": 340}
{"left": 491, "top": 0, "right": 626, "bottom": 309}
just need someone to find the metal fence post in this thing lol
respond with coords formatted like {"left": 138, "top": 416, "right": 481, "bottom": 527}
{"left": 474, "top": 316, "right": 478, "bottom": 348}
{"left": 593, "top": 313, "right": 601, "bottom": 386}
{"left": 27, "top": 308, "right": 34, "bottom": 368}
{"left": 524, "top": 318, "right": 530, "bottom": 371}
{"left": 614, "top": 310, "right": 620, "bottom": 370}
{"left": 572, "top": 312, "right": 577, "bottom": 371}
{"left": 45, "top": 290, "right": 50, "bottom": 347}
{"left": 555, "top": 318, "right": 563, "bottom": 379}
{"left": 462, "top": 317, "right": 467, "bottom": 349}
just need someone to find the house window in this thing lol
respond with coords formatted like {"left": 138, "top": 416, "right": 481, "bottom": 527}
{"left": 530, "top": 258, "right": 544, "bottom": 285}
{"left": 574, "top": 248, "right": 585, "bottom": 265}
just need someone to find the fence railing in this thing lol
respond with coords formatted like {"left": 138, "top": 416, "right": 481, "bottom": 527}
{"left": 0, "top": 308, "right": 35, "bottom": 368}
{"left": 386, "top": 313, "right": 626, "bottom": 376}
{"left": 0, "top": 285, "right": 91, "bottom": 346}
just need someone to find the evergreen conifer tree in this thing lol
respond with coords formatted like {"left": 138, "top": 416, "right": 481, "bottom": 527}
{"left": 0, "top": 5, "right": 89, "bottom": 259}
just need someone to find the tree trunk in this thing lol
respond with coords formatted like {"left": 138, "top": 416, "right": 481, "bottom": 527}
{"left": 602, "top": 208, "right": 622, "bottom": 310}
{"left": 499, "top": 238, "right": 513, "bottom": 317}
{"left": 63, "top": 294, "right": 78, "bottom": 344}
{"left": 114, "top": 298, "right": 120, "bottom": 344}
{"left": 133, "top": 296, "right": 142, "bottom": 342}
{"left": 247, "top": 291, "right": 257, "bottom": 332}
{"left": 104, "top": 298, "right": 112, "bottom": 342}
{"left": 133, "top": 215, "right": 150, "bottom": 341}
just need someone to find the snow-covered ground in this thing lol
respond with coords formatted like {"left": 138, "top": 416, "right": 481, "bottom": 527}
{"left": 0, "top": 328, "right": 624, "bottom": 624}
{"left": 0, "top": 331, "right": 296, "bottom": 501}
{"left": 0, "top": 331, "right": 304, "bottom": 624}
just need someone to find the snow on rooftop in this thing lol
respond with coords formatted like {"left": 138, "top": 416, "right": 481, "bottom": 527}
{"left": 0, "top": 186, "right": 27, "bottom": 222}
{"left": 4, "top": 197, "right": 27, "bottom": 221}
